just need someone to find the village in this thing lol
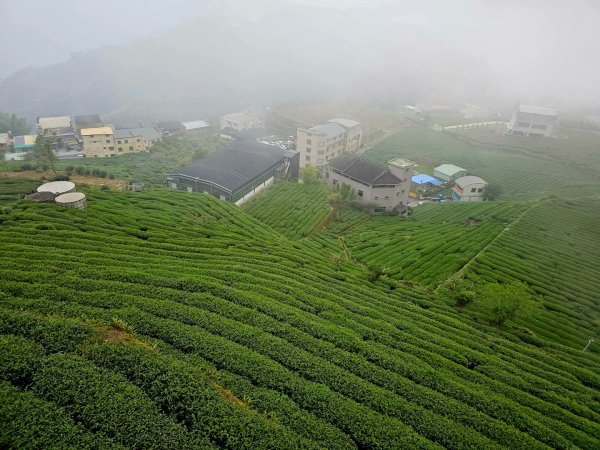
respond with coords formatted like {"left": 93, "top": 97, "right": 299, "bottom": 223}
{"left": 1, "top": 103, "right": 561, "bottom": 214}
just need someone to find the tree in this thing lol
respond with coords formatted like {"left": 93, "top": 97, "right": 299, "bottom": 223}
{"left": 300, "top": 166, "right": 319, "bottom": 185}
{"left": 0, "top": 113, "right": 30, "bottom": 135}
{"left": 340, "top": 182, "right": 355, "bottom": 202}
{"left": 30, "top": 130, "right": 60, "bottom": 174}
{"left": 479, "top": 282, "right": 532, "bottom": 326}
{"left": 483, "top": 183, "right": 502, "bottom": 201}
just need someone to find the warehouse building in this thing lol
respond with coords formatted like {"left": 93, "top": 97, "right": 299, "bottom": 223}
{"left": 452, "top": 176, "right": 487, "bottom": 202}
{"left": 508, "top": 105, "right": 558, "bottom": 137}
{"left": 434, "top": 164, "right": 468, "bottom": 182}
{"left": 325, "top": 155, "right": 414, "bottom": 212}
{"left": 167, "top": 141, "right": 299, "bottom": 205}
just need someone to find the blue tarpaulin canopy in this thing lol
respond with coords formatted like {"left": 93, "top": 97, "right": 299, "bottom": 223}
{"left": 412, "top": 174, "right": 443, "bottom": 186}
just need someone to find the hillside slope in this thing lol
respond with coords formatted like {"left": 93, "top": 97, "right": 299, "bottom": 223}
{"left": 1, "top": 190, "right": 599, "bottom": 448}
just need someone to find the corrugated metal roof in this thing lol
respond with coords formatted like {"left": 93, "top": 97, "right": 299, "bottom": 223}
{"left": 518, "top": 105, "right": 558, "bottom": 116}
{"left": 310, "top": 122, "right": 346, "bottom": 139}
{"left": 328, "top": 155, "right": 402, "bottom": 186}
{"left": 171, "top": 141, "right": 284, "bottom": 194}
{"left": 455, "top": 176, "right": 486, "bottom": 188}
{"left": 38, "top": 116, "right": 71, "bottom": 129}
{"left": 113, "top": 127, "right": 161, "bottom": 141}
{"left": 328, "top": 116, "right": 360, "bottom": 129}
{"left": 81, "top": 127, "right": 114, "bottom": 136}
{"left": 434, "top": 164, "right": 467, "bottom": 176}
{"left": 412, "top": 174, "right": 443, "bottom": 186}
{"left": 182, "top": 120, "right": 210, "bottom": 130}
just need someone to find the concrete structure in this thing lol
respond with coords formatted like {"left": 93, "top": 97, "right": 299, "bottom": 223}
{"left": 434, "top": 164, "right": 468, "bottom": 182}
{"left": 325, "top": 154, "right": 414, "bottom": 212}
{"left": 220, "top": 111, "right": 264, "bottom": 131}
{"left": 37, "top": 116, "right": 71, "bottom": 130}
{"left": 6, "top": 134, "right": 36, "bottom": 160}
{"left": 37, "top": 181, "right": 75, "bottom": 195}
{"left": 452, "top": 176, "right": 487, "bottom": 202}
{"left": 297, "top": 117, "right": 363, "bottom": 169}
{"left": 167, "top": 140, "right": 296, "bottom": 204}
{"left": 508, "top": 105, "right": 558, "bottom": 137}
{"left": 81, "top": 126, "right": 116, "bottom": 157}
{"left": 37, "top": 116, "right": 78, "bottom": 150}
{"left": 55, "top": 192, "right": 86, "bottom": 209}
{"left": 182, "top": 120, "right": 211, "bottom": 135}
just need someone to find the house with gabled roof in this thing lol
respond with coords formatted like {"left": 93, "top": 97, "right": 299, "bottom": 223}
{"left": 325, "top": 154, "right": 414, "bottom": 212}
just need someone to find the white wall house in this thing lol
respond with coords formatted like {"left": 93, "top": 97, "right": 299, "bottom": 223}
{"left": 452, "top": 176, "right": 487, "bottom": 202}
{"left": 508, "top": 104, "right": 558, "bottom": 137}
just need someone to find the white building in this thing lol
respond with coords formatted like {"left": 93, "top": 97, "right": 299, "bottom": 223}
{"left": 297, "top": 116, "right": 363, "bottom": 168}
{"left": 220, "top": 111, "right": 264, "bottom": 131}
{"left": 508, "top": 105, "right": 558, "bottom": 137}
{"left": 452, "top": 176, "right": 487, "bottom": 202}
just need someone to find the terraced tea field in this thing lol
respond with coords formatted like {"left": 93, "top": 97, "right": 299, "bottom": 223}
{"left": 344, "top": 202, "right": 529, "bottom": 286}
{"left": 244, "top": 182, "right": 331, "bottom": 238}
{"left": 364, "top": 128, "right": 600, "bottom": 200}
{"left": 2, "top": 190, "right": 599, "bottom": 448}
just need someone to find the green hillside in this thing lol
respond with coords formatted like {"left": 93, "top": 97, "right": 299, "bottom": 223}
{"left": 1, "top": 189, "right": 600, "bottom": 448}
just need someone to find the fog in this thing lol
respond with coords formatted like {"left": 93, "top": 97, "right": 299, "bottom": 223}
{"left": 1, "top": 0, "right": 599, "bottom": 121}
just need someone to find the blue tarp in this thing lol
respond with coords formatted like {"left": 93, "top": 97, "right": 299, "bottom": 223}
{"left": 412, "top": 174, "right": 443, "bottom": 186}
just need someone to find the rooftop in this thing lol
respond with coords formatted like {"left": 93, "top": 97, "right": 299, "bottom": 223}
{"left": 328, "top": 154, "right": 402, "bottom": 186}
{"left": 156, "top": 120, "right": 185, "bottom": 133}
{"left": 455, "top": 175, "right": 487, "bottom": 188}
{"left": 389, "top": 158, "right": 416, "bottom": 169}
{"left": 412, "top": 174, "right": 443, "bottom": 186}
{"left": 435, "top": 164, "right": 467, "bottom": 176}
{"left": 37, "top": 116, "right": 71, "bottom": 129}
{"left": 309, "top": 122, "right": 346, "bottom": 139}
{"left": 114, "top": 127, "right": 162, "bottom": 141}
{"left": 80, "top": 126, "right": 114, "bottom": 136}
{"left": 182, "top": 120, "right": 210, "bottom": 130}
{"left": 221, "top": 127, "right": 272, "bottom": 141}
{"left": 221, "top": 111, "right": 261, "bottom": 123}
{"left": 170, "top": 141, "right": 284, "bottom": 194}
{"left": 328, "top": 116, "right": 360, "bottom": 129}
{"left": 518, "top": 105, "right": 558, "bottom": 117}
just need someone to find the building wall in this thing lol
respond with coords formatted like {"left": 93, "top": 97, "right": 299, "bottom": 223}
{"left": 508, "top": 111, "right": 557, "bottom": 137}
{"left": 344, "top": 125, "right": 363, "bottom": 153}
{"left": 83, "top": 134, "right": 116, "bottom": 157}
{"left": 453, "top": 181, "right": 487, "bottom": 201}
{"left": 324, "top": 168, "right": 405, "bottom": 211}
{"left": 115, "top": 135, "right": 145, "bottom": 154}
{"left": 298, "top": 128, "right": 347, "bottom": 169}
{"left": 388, "top": 162, "right": 414, "bottom": 206}
{"left": 220, "top": 116, "right": 264, "bottom": 131}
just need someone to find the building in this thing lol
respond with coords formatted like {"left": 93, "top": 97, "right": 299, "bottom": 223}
{"left": 411, "top": 174, "right": 443, "bottom": 192}
{"left": 508, "top": 105, "right": 558, "bottom": 137}
{"left": 156, "top": 120, "right": 186, "bottom": 136}
{"left": 0, "top": 132, "right": 10, "bottom": 152}
{"left": 113, "top": 127, "right": 161, "bottom": 153}
{"left": 74, "top": 115, "right": 103, "bottom": 133}
{"left": 434, "top": 164, "right": 468, "bottom": 182}
{"left": 182, "top": 120, "right": 211, "bottom": 135}
{"left": 324, "top": 154, "right": 414, "bottom": 212}
{"left": 452, "top": 176, "right": 487, "bottom": 202}
{"left": 220, "top": 127, "right": 273, "bottom": 143}
{"left": 5, "top": 134, "right": 36, "bottom": 160}
{"left": 36, "top": 115, "right": 78, "bottom": 149}
{"left": 297, "top": 117, "right": 362, "bottom": 168}
{"left": 167, "top": 140, "right": 298, "bottom": 205}
{"left": 220, "top": 111, "right": 264, "bottom": 131}
{"left": 81, "top": 126, "right": 116, "bottom": 158}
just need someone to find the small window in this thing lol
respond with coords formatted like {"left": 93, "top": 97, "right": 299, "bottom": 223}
{"left": 374, "top": 196, "right": 379, "bottom": 200}
{"left": 471, "top": 188, "right": 476, "bottom": 193}
{"left": 306, "top": 147, "right": 311, "bottom": 153}
{"left": 117, "top": 140, "right": 121, "bottom": 144}
{"left": 358, "top": 190, "right": 363, "bottom": 197}
{"left": 332, "top": 179, "right": 338, "bottom": 185}
{"left": 385, "top": 195, "right": 389, "bottom": 199}
{"left": 109, "top": 146, "right": 114, "bottom": 150}
{"left": 129, "top": 146, "right": 133, "bottom": 150}
{"left": 137, "top": 138, "right": 141, "bottom": 142}
{"left": 106, "top": 140, "right": 111, "bottom": 143}
{"left": 478, "top": 188, "right": 483, "bottom": 193}
{"left": 307, "top": 139, "right": 312, "bottom": 145}
{"left": 305, "top": 155, "right": 310, "bottom": 161}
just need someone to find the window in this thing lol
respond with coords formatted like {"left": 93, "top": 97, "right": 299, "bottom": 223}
{"left": 124, "top": 140, "right": 129, "bottom": 144}
{"left": 325, "top": 172, "right": 329, "bottom": 178}
{"left": 477, "top": 188, "right": 483, "bottom": 193}
{"left": 106, "top": 139, "right": 111, "bottom": 143}
{"left": 129, "top": 146, "right": 133, "bottom": 150}
{"left": 332, "top": 179, "right": 338, "bottom": 185}
{"left": 307, "top": 139, "right": 312, "bottom": 145}
{"left": 118, "top": 148, "right": 123, "bottom": 152}
{"left": 471, "top": 188, "right": 476, "bottom": 193}
{"left": 306, "top": 147, "right": 311, "bottom": 153}
{"left": 385, "top": 195, "right": 389, "bottom": 199}
{"left": 137, "top": 138, "right": 141, "bottom": 142}
{"left": 117, "top": 140, "right": 121, "bottom": 144}
{"left": 109, "top": 146, "right": 114, "bottom": 150}
{"left": 358, "top": 190, "right": 363, "bottom": 197}
{"left": 305, "top": 155, "right": 310, "bottom": 161}
{"left": 374, "top": 196, "right": 379, "bottom": 200}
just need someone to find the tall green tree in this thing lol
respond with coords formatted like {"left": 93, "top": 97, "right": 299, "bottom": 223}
{"left": 0, "top": 113, "right": 31, "bottom": 135}
{"left": 300, "top": 166, "right": 319, "bottom": 185}
{"left": 30, "top": 130, "right": 60, "bottom": 174}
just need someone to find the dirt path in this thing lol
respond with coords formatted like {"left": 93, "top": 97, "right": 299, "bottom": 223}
{"left": 0, "top": 170, "right": 129, "bottom": 191}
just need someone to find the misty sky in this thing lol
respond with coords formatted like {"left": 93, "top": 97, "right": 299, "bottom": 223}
{"left": 1, "top": 0, "right": 599, "bottom": 108}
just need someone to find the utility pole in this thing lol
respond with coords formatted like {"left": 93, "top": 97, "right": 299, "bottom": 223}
{"left": 582, "top": 338, "right": 595, "bottom": 352}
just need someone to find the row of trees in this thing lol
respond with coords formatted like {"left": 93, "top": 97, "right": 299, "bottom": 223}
{"left": 0, "top": 113, "right": 30, "bottom": 135}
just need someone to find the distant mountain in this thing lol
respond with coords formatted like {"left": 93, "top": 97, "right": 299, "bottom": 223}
{"left": 0, "top": 5, "right": 494, "bottom": 126}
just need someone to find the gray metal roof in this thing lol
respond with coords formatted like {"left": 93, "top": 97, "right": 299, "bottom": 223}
{"left": 114, "top": 127, "right": 162, "bottom": 141}
{"left": 310, "top": 122, "right": 346, "bottom": 139}
{"left": 434, "top": 164, "right": 467, "bottom": 176}
{"left": 328, "top": 116, "right": 360, "bottom": 129}
{"left": 328, "top": 154, "right": 402, "bottom": 186}
{"left": 518, "top": 105, "right": 558, "bottom": 116}
{"left": 182, "top": 120, "right": 210, "bottom": 130}
{"left": 455, "top": 175, "right": 486, "bottom": 188}
{"left": 170, "top": 141, "right": 284, "bottom": 194}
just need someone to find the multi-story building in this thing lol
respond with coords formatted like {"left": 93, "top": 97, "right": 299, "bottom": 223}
{"left": 324, "top": 154, "right": 414, "bottom": 212}
{"left": 36, "top": 116, "right": 78, "bottom": 149}
{"left": 220, "top": 111, "right": 264, "bottom": 131}
{"left": 80, "top": 126, "right": 116, "bottom": 158}
{"left": 508, "top": 104, "right": 558, "bottom": 137}
{"left": 113, "top": 127, "right": 162, "bottom": 153}
{"left": 297, "top": 116, "right": 362, "bottom": 168}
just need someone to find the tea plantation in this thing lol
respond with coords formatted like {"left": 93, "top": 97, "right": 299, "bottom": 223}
{"left": 1, "top": 189, "right": 599, "bottom": 448}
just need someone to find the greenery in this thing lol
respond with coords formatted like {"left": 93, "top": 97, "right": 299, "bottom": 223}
{"left": 0, "top": 113, "right": 30, "bottom": 135}
{"left": 299, "top": 166, "right": 319, "bottom": 185}
{"left": 29, "top": 130, "right": 60, "bottom": 174}
{"left": 0, "top": 189, "right": 598, "bottom": 448}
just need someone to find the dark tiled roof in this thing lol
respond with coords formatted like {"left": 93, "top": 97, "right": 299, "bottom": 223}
{"left": 328, "top": 155, "right": 401, "bottom": 186}
{"left": 170, "top": 141, "right": 284, "bottom": 194}
{"left": 156, "top": 121, "right": 185, "bottom": 133}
